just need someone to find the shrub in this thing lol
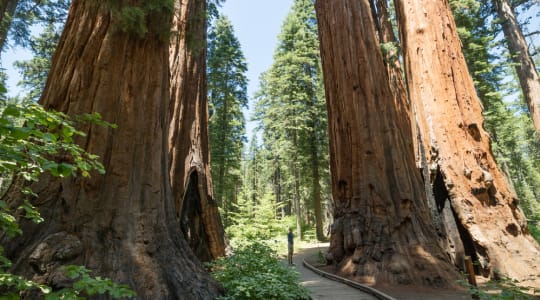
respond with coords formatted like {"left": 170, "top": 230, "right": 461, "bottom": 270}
{"left": 458, "top": 273, "right": 540, "bottom": 299}
{"left": 0, "top": 88, "right": 133, "bottom": 299}
{"left": 208, "top": 241, "right": 310, "bottom": 300}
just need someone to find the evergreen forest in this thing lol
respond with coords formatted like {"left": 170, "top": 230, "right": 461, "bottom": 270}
{"left": 1, "top": 0, "right": 540, "bottom": 299}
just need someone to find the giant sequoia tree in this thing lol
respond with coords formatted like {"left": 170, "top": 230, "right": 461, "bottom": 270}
{"left": 315, "top": 0, "right": 458, "bottom": 287}
{"left": 396, "top": 0, "right": 540, "bottom": 283}
{"left": 168, "top": 0, "right": 226, "bottom": 263}
{"left": 4, "top": 0, "right": 224, "bottom": 297}
{"left": 450, "top": 0, "right": 540, "bottom": 222}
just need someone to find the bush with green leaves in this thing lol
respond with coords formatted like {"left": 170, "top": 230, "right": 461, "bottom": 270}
{"left": 225, "top": 193, "right": 288, "bottom": 241}
{"left": 0, "top": 82, "right": 133, "bottom": 299}
{"left": 208, "top": 241, "right": 310, "bottom": 300}
{"left": 458, "top": 273, "right": 540, "bottom": 299}
{"left": 528, "top": 217, "right": 540, "bottom": 243}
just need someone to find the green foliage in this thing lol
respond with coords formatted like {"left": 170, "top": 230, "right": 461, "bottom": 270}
{"left": 226, "top": 192, "right": 286, "bottom": 241}
{"left": 317, "top": 249, "right": 326, "bottom": 265}
{"left": 0, "top": 271, "right": 51, "bottom": 298}
{"left": 528, "top": 217, "right": 540, "bottom": 242}
{"left": 43, "top": 265, "right": 136, "bottom": 299}
{"left": 0, "top": 0, "right": 69, "bottom": 51}
{"left": 252, "top": 0, "right": 329, "bottom": 239}
{"left": 117, "top": 7, "right": 147, "bottom": 38}
{"left": 207, "top": 15, "right": 248, "bottom": 226}
{"left": 0, "top": 101, "right": 110, "bottom": 181}
{"left": 380, "top": 41, "right": 400, "bottom": 65}
{"left": 0, "top": 82, "right": 132, "bottom": 299}
{"left": 208, "top": 241, "right": 310, "bottom": 300}
{"left": 458, "top": 273, "right": 540, "bottom": 299}
{"left": 207, "top": 0, "right": 225, "bottom": 24}
{"left": 101, "top": 0, "right": 174, "bottom": 39}
{"left": 0, "top": 265, "right": 135, "bottom": 299}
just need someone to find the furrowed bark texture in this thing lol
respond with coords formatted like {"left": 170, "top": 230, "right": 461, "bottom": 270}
{"left": 315, "top": 0, "right": 459, "bottom": 287}
{"left": 495, "top": 0, "right": 540, "bottom": 135}
{"left": 396, "top": 0, "right": 540, "bottom": 283}
{"left": 4, "top": 1, "right": 222, "bottom": 298}
{"left": 373, "top": 0, "right": 465, "bottom": 269}
{"left": 168, "top": 0, "right": 226, "bottom": 262}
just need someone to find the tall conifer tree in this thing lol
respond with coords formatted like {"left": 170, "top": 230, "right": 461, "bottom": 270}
{"left": 254, "top": 0, "right": 329, "bottom": 240}
{"left": 207, "top": 15, "right": 248, "bottom": 226}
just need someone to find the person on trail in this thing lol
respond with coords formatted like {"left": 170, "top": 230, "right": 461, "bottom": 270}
{"left": 287, "top": 228, "right": 294, "bottom": 265}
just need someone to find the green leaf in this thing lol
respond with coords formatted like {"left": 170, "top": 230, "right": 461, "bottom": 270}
{"left": 10, "top": 127, "right": 31, "bottom": 140}
{"left": 2, "top": 105, "right": 21, "bottom": 118}
{"left": 57, "top": 163, "right": 74, "bottom": 177}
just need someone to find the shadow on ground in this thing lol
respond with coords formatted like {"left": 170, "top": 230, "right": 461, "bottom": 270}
{"left": 296, "top": 243, "right": 470, "bottom": 300}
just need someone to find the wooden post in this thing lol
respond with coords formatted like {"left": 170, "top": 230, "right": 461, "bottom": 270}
{"left": 464, "top": 256, "right": 479, "bottom": 299}
{"left": 464, "top": 256, "right": 477, "bottom": 286}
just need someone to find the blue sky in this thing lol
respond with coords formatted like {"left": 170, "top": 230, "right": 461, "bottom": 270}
{"left": 220, "top": 0, "right": 293, "bottom": 96}
{"left": 219, "top": 0, "right": 293, "bottom": 138}
{"left": 2, "top": 44, "right": 31, "bottom": 97}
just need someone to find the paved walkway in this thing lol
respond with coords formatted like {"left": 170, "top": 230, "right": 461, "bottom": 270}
{"left": 292, "top": 243, "right": 470, "bottom": 300}
{"left": 292, "top": 244, "right": 378, "bottom": 300}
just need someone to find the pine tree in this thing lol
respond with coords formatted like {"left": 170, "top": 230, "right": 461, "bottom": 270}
{"left": 0, "top": 0, "right": 68, "bottom": 55}
{"left": 207, "top": 15, "right": 248, "bottom": 227}
{"left": 494, "top": 0, "right": 540, "bottom": 134}
{"left": 254, "top": 0, "right": 329, "bottom": 241}
{"left": 14, "top": 23, "right": 62, "bottom": 102}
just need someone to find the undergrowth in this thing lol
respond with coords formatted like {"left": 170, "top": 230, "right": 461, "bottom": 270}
{"left": 207, "top": 240, "right": 310, "bottom": 300}
{"left": 458, "top": 273, "right": 540, "bottom": 300}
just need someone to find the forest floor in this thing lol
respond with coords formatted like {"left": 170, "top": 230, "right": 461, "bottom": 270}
{"left": 296, "top": 243, "right": 470, "bottom": 300}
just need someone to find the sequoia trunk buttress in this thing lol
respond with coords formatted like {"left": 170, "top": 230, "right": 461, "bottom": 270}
{"left": 315, "top": 0, "right": 459, "bottom": 287}
{"left": 4, "top": 1, "right": 222, "bottom": 298}
{"left": 168, "top": 0, "right": 226, "bottom": 262}
{"left": 396, "top": 0, "right": 540, "bottom": 284}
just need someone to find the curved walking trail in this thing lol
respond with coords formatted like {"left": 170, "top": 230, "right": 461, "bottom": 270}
{"left": 294, "top": 243, "right": 469, "bottom": 300}
{"left": 293, "top": 243, "right": 380, "bottom": 300}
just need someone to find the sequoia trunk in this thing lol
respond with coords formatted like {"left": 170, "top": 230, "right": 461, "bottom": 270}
{"left": 168, "top": 0, "right": 226, "bottom": 262}
{"left": 316, "top": 0, "right": 459, "bottom": 287}
{"left": 373, "top": 0, "right": 467, "bottom": 270}
{"left": 396, "top": 0, "right": 540, "bottom": 284}
{"left": 4, "top": 0, "right": 222, "bottom": 298}
{"left": 495, "top": 0, "right": 540, "bottom": 135}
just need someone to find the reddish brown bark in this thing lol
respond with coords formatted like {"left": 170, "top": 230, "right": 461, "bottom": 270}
{"left": 168, "top": 0, "right": 226, "bottom": 262}
{"left": 4, "top": 1, "right": 222, "bottom": 297}
{"left": 372, "top": 0, "right": 466, "bottom": 269}
{"left": 396, "top": 0, "right": 540, "bottom": 284}
{"left": 316, "top": 0, "right": 459, "bottom": 287}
